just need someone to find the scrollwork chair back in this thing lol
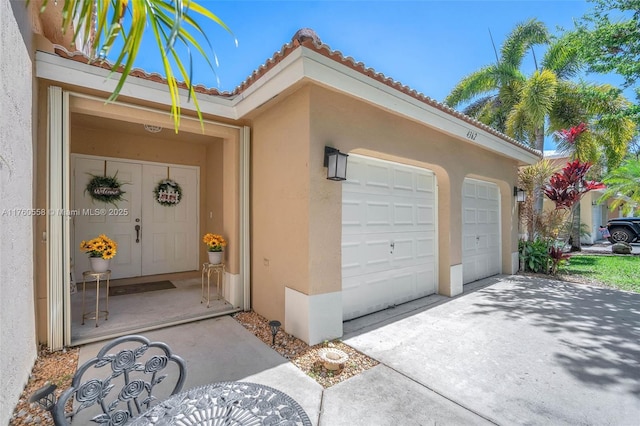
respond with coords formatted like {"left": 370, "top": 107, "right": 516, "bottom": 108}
{"left": 35, "top": 335, "right": 186, "bottom": 425}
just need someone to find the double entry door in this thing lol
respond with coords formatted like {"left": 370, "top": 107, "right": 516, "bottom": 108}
{"left": 73, "top": 156, "right": 199, "bottom": 280}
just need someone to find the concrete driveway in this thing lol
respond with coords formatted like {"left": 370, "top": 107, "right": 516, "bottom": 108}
{"left": 338, "top": 275, "right": 640, "bottom": 425}
{"left": 78, "top": 275, "right": 640, "bottom": 425}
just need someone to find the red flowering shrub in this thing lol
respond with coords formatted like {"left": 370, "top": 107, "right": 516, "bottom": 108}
{"left": 543, "top": 160, "right": 605, "bottom": 210}
{"left": 554, "top": 122, "right": 588, "bottom": 145}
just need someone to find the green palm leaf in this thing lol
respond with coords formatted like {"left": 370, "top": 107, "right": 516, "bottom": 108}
{"left": 32, "top": 0, "right": 236, "bottom": 132}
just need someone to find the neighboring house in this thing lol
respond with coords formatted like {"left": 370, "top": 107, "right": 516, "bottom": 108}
{"left": 543, "top": 151, "right": 636, "bottom": 244}
{"left": 3, "top": 6, "right": 541, "bottom": 421}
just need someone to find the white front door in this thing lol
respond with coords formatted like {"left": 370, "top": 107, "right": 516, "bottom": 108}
{"left": 342, "top": 155, "right": 438, "bottom": 320}
{"left": 73, "top": 157, "right": 198, "bottom": 280}
{"left": 462, "top": 178, "right": 501, "bottom": 284}
{"left": 141, "top": 164, "right": 199, "bottom": 275}
{"left": 73, "top": 158, "right": 142, "bottom": 279}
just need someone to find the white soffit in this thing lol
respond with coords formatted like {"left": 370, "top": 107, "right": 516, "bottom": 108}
{"left": 35, "top": 51, "right": 237, "bottom": 119}
{"left": 233, "top": 47, "right": 541, "bottom": 165}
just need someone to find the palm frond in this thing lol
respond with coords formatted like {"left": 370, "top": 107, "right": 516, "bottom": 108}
{"left": 541, "top": 35, "right": 582, "bottom": 79}
{"left": 519, "top": 69, "right": 558, "bottom": 126}
{"left": 600, "top": 158, "right": 640, "bottom": 208}
{"left": 33, "top": 0, "right": 236, "bottom": 132}
{"left": 500, "top": 18, "right": 549, "bottom": 69}
{"left": 444, "top": 66, "right": 498, "bottom": 107}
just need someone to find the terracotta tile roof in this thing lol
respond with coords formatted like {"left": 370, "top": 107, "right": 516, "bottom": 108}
{"left": 53, "top": 46, "right": 235, "bottom": 97}
{"left": 52, "top": 28, "right": 540, "bottom": 157}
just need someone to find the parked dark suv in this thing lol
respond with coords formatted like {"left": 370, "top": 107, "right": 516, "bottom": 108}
{"left": 606, "top": 217, "right": 640, "bottom": 243}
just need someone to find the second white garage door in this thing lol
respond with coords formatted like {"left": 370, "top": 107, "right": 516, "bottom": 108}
{"left": 462, "top": 178, "right": 501, "bottom": 284}
{"left": 342, "top": 155, "right": 438, "bottom": 320}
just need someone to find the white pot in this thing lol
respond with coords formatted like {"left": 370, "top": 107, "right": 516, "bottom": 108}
{"left": 208, "top": 251, "right": 223, "bottom": 265}
{"left": 89, "top": 257, "right": 110, "bottom": 273}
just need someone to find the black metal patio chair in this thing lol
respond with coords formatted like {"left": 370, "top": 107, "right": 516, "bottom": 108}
{"left": 30, "top": 335, "right": 187, "bottom": 425}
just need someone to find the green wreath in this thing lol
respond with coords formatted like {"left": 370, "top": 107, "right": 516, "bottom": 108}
{"left": 154, "top": 179, "right": 182, "bottom": 206}
{"left": 85, "top": 174, "right": 126, "bottom": 205}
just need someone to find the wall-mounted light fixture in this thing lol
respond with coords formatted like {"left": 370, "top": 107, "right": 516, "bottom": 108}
{"left": 324, "top": 146, "right": 348, "bottom": 181}
{"left": 514, "top": 187, "right": 526, "bottom": 203}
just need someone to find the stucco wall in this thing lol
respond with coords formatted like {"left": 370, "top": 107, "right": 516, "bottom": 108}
{"left": 0, "top": 2, "right": 37, "bottom": 424}
{"left": 251, "top": 88, "right": 311, "bottom": 324}
{"left": 250, "top": 82, "right": 522, "bottom": 337}
{"left": 308, "top": 85, "right": 520, "bottom": 295}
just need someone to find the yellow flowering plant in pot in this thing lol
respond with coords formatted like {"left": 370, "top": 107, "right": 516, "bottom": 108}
{"left": 203, "top": 233, "right": 227, "bottom": 264}
{"left": 80, "top": 234, "right": 118, "bottom": 259}
{"left": 80, "top": 234, "right": 117, "bottom": 272}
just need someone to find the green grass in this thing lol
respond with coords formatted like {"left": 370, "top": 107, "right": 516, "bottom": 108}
{"left": 560, "top": 254, "right": 640, "bottom": 293}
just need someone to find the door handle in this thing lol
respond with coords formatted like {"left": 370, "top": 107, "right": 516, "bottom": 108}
{"left": 390, "top": 241, "right": 395, "bottom": 254}
{"left": 135, "top": 224, "right": 141, "bottom": 243}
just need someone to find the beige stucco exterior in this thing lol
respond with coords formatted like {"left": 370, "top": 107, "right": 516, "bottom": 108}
{"left": 12, "top": 9, "right": 540, "bottom": 364}
{"left": 2, "top": 6, "right": 545, "bottom": 411}
{"left": 249, "top": 83, "right": 525, "bottom": 339}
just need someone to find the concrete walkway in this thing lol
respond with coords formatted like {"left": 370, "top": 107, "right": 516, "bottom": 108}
{"left": 79, "top": 275, "right": 640, "bottom": 425}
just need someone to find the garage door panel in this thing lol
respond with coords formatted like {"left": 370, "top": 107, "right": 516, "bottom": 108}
{"left": 343, "top": 155, "right": 438, "bottom": 320}
{"left": 342, "top": 264, "right": 437, "bottom": 320}
{"left": 416, "top": 236, "right": 436, "bottom": 258}
{"left": 365, "top": 239, "right": 392, "bottom": 267}
{"left": 464, "top": 208, "right": 477, "bottom": 224}
{"left": 392, "top": 238, "right": 414, "bottom": 262}
{"left": 393, "top": 169, "right": 414, "bottom": 191}
{"left": 365, "top": 163, "right": 392, "bottom": 190}
{"left": 393, "top": 203, "right": 415, "bottom": 225}
{"left": 462, "top": 178, "right": 501, "bottom": 284}
{"left": 464, "top": 182, "right": 477, "bottom": 197}
{"left": 367, "top": 201, "right": 393, "bottom": 226}
{"left": 416, "top": 173, "right": 435, "bottom": 193}
{"left": 417, "top": 204, "right": 435, "bottom": 225}
{"left": 342, "top": 200, "right": 364, "bottom": 228}
{"left": 477, "top": 184, "right": 488, "bottom": 199}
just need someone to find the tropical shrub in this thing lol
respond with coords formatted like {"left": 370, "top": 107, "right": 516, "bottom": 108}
{"left": 519, "top": 238, "right": 551, "bottom": 273}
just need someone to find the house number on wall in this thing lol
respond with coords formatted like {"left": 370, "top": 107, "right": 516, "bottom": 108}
{"left": 466, "top": 130, "right": 478, "bottom": 141}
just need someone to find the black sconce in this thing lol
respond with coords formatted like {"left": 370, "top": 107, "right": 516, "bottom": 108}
{"left": 268, "top": 320, "right": 281, "bottom": 345}
{"left": 324, "top": 146, "right": 348, "bottom": 181}
{"left": 513, "top": 187, "right": 526, "bottom": 203}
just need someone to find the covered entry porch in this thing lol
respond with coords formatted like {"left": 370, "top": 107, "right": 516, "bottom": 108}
{"left": 35, "top": 79, "right": 250, "bottom": 349}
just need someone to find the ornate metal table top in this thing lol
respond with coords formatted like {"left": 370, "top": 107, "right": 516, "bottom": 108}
{"left": 130, "top": 381, "right": 312, "bottom": 426}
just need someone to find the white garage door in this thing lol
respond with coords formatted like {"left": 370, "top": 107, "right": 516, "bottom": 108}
{"left": 342, "top": 155, "right": 438, "bottom": 320}
{"left": 462, "top": 178, "right": 501, "bottom": 284}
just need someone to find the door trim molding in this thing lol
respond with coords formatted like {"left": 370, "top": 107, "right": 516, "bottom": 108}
{"left": 47, "top": 87, "right": 71, "bottom": 350}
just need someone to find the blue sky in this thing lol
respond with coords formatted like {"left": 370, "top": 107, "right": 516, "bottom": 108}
{"left": 130, "top": 1, "right": 627, "bottom": 150}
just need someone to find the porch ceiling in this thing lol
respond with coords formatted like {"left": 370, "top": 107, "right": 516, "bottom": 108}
{"left": 72, "top": 113, "right": 221, "bottom": 145}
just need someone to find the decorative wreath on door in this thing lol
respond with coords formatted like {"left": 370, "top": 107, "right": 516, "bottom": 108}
{"left": 85, "top": 174, "right": 126, "bottom": 205}
{"left": 154, "top": 179, "right": 182, "bottom": 206}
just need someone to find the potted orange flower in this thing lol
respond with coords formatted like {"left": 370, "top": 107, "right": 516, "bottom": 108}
{"left": 203, "top": 233, "right": 227, "bottom": 264}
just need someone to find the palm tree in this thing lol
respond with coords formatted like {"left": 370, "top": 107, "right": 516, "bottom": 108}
{"left": 33, "top": 0, "right": 234, "bottom": 131}
{"left": 600, "top": 158, "right": 640, "bottom": 213}
{"left": 445, "top": 19, "right": 549, "bottom": 135}
{"left": 552, "top": 84, "right": 635, "bottom": 249}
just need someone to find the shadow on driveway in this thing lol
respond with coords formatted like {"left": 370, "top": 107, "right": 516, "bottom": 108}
{"left": 472, "top": 275, "right": 640, "bottom": 397}
{"left": 344, "top": 275, "right": 640, "bottom": 425}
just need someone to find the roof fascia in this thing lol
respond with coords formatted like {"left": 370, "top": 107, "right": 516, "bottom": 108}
{"left": 35, "top": 50, "right": 237, "bottom": 119}
{"left": 234, "top": 46, "right": 540, "bottom": 165}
